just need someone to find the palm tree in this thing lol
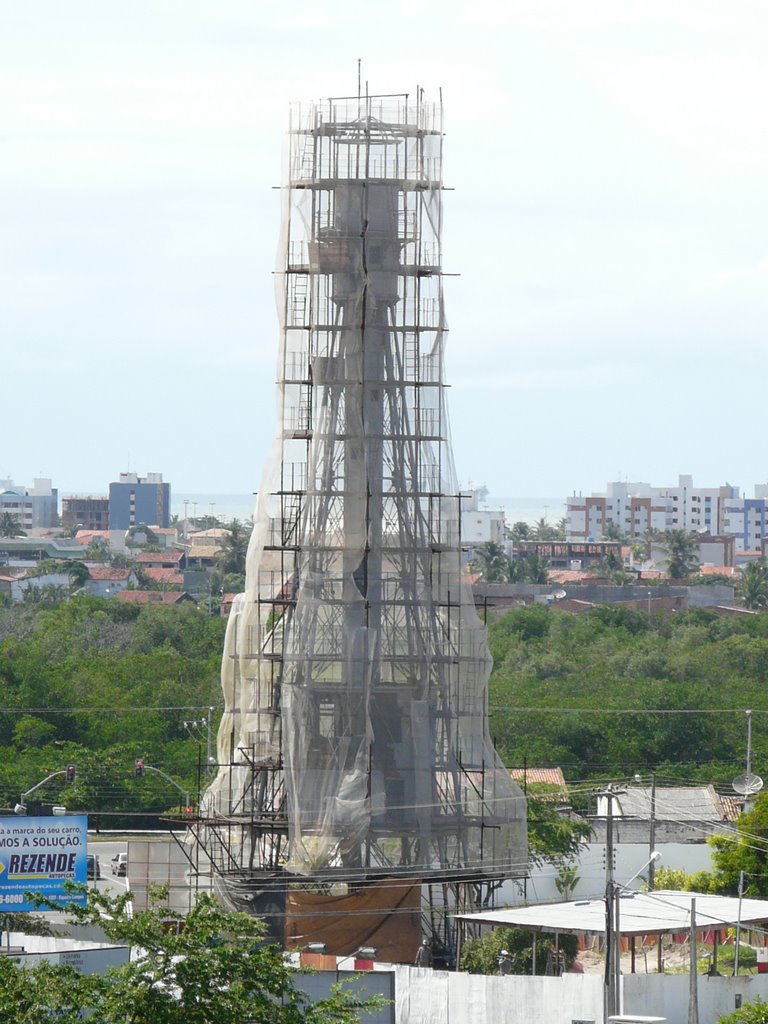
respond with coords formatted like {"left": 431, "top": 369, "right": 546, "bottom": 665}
{"left": 531, "top": 517, "right": 559, "bottom": 542}
{"left": 509, "top": 521, "right": 531, "bottom": 545}
{"left": 663, "top": 529, "right": 699, "bottom": 580}
{"left": 603, "top": 522, "right": 628, "bottom": 543}
{"left": 0, "top": 512, "right": 26, "bottom": 537}
{"left": 514, "top": 552, "right": 550, "bottom": 584}
{"left": 738, "top": 558, "right": 768, "bottom": 610}
{"left": 217, "top": 519, "right": 250, "bottom": 577}
{"left": 471, "top": 541, "right": 512, "bottom": 582}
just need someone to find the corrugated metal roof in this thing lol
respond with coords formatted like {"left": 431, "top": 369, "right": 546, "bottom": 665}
{"left": 615, "top": 785, "right": 737, "bottom": 822}
{"left": 457, "top": 890, "right": 768, "bottom": 937}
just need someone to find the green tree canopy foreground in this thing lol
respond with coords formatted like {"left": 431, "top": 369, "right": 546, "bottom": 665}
{"left": 487, "top": 603, "right": 768, "bottom": 783}
{"left": 0, "top": 887, "right": 382, "bottom": 1024}
{"left": 717, "top": 997, "right": 768, "bottom": 1023}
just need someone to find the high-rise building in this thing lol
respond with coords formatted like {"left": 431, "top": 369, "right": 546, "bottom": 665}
{"left": 61, "top": 495, "right": 110, "bottom": 531}
{"left": 194, "top": 90, "right": 526, "bottom": 963}
{"left": 567, "top": 475, "right": 739, "bottom": 540}
{"left": 0, "top": 478, "right": 58, "bottom": 529}
{"left": 108, "top": 472, "right": 170, "bottom": 530}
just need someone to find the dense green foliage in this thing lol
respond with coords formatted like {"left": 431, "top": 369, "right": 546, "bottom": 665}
{"left": 709, "top": 790, "right": 768, "bottom": 898}
{"left": 717, "top": 998, "right": 768, "bottom": 1023}
{"left": 460, "top": 925, "right": 577, "bottom": 975}
{"left": 0, "top": 598, "right": 225, "bottom": 819}
{"left": 488, "top": 604, "right": 768, "bottom": 784}
{"left": 739, "top": 558, "right": 768, "bottom": 610}
{"left": 471, "top": 541, "right": 551, "bottom": 584}
{"left": 0, "top": 887, "right": 381, "bottom": 1023}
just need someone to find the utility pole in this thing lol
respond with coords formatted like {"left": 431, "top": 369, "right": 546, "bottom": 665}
{"left": 206, "top": 705, "right": 214, "bottom": 776}
{"left": 734, "top": 870, "right": 745, "bottom": 975}
{"left": 600, "top": 784, "right": 626, "bottom": 1021}
{"left": 688, "top": 898, "right": 699, "bottom": 1024}
{"left": 649, "top": 771, "right": 657, "bottom": 891}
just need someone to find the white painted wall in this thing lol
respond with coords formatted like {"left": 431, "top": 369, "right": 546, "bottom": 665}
{"left": 395, "top": 967, "right": 768, "bottom": 1024}
{"left": 496, "top": 842, "right": 715, "bottom": 907}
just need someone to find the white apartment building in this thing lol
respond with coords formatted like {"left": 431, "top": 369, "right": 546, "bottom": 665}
{"left": 567, "top": 475, "right": 740, "bottom": 541}
{"left": 459, "top": 487, "right": 506, "bottom": 545}
{"left": 722, "top": 485, "right": 768, "bottom": 552}
{"left": 0, "top": 478, "right": 58, "bottom": 530}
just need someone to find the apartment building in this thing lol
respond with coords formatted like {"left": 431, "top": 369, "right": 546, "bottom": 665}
{"left": 108, "top": 472, "right": 170, "bottom": 530}
{"left": 0, "top": 478, "right": 58, "bottom": 530}
{"left": 61, "top": 495, "right": 110, "bottom": 530}
{"left": 722, "top": 486, "right": 768, "bottom": 552}
{"left": 567, "top": 475, "right": 739, "bottom": 541}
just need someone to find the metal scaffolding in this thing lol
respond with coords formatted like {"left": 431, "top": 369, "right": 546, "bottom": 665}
{"left": 190, "top": 90, "right": 527, "bottom": 960}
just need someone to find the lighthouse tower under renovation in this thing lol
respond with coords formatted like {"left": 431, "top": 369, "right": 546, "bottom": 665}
{"left": 196, "top": 90, "right": 526, "bottom": 963}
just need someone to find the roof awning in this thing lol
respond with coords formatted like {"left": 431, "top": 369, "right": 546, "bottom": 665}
{"left": 456, "top": 890, "right": 768, "bottom": 937}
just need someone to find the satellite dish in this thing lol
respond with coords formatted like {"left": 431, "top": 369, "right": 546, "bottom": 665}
{"left": 553, "top": 589, "right": 567, "bottom": 600}
{"left": 732, "top": 773, "right": 764, "bottom": 796}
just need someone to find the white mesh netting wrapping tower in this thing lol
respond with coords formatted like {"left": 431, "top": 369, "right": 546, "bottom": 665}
{"left": 202, "top": 91, "right": 526, "bottom": 888}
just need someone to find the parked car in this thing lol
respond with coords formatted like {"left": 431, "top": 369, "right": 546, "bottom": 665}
{"left": 111, "top": 853, "right": 127, "bottom": 877}
{"left": 86, "top": 854, "right": 101, "bottom": 880}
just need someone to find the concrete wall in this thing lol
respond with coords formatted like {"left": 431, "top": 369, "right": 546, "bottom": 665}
{"left": 394, "top": 967, "right": 768, "bottom": 1024}
{"left": 497, "top": 841, "right": 715, "bottom": 906}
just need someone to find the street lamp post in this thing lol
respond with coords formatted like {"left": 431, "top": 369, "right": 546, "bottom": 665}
{"left": 16, "top": 767, "right": 76, "bottom": 814}
{"left": 606, "top": 850, "right": 662, "bottom": 1019}
{"left": 135, "top": 762, "right": 191, "bottom": 813}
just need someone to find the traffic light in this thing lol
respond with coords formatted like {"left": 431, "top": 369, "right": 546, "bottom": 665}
{"left": 135, "top": 760, "right": 145, "bottom": 778}
{"left": 66, "top": 764, "right": 76, "bottom": 784}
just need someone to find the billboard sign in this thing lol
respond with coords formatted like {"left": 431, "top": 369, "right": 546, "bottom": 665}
{"left": 0, "top": 815, "right": 88, "bottom": 911}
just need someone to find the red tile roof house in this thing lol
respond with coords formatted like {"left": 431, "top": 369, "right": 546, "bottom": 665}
{"left": 510, "top": 766, "right": 569, "bottom": 802}
{"left": 142, "top": 567, "right": 184, "bottom": 588}
{"left": 115, "top": 590, "right": 196, "bottom": 605}
{"left": 134, "top": 549, "right": 186, "bottom": 570}
{"left": 85, "top": 566, "right": 137, "bottom": 597}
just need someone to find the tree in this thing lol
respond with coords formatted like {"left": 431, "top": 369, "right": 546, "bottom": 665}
{"left": 0, "top": 512, "right": 25, "bottom": 538}
{"left": 709, "top": 790, "right": 768, "bottom": 898}
{"left": 512, "top": 552, "right": 550, "bottom": 584}
{"left": 531, "top": 517, "right": 559, "bottom": 542}
{"left": 471, "top": 541, "right": 511, "bottom": 582}
{"left": 717, "top": 998, "right": 768, "bottom": 1023}
{"left": 663, "top": 529, "right": 699, "bottom": 579}
{"left": 217, "top": 519, "right": 250, "bottom": 577}
{"left": 554, "top": 862, "right": 581, "bottom": 901}
{"left": 739, "top": 558, "right": 768, "bottom": 610}
{"left": 0, "top": 886, "right": 381, "bottom": 1024}
{"left": 527, "top": 790, "right": 591, "bottom": 866}
{"left": 460, "top": 925, "right": 577, "bottom": 975}
{"left": 602, "top": 521, "right": 626, "bottom": 542}
{"left": 509, "top": 521, "right": 531, "bottom": 545}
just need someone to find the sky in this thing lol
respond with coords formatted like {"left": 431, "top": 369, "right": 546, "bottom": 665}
{"left": 2, "top": 1, "right": 767, "bottom": 500}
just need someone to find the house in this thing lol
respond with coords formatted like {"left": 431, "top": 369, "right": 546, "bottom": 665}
{"left": 85, "top": 566, "right": 137, "bottom": 597}
{"left": 134, "top": 549, "right": 186, "bottom": 571}
{"left": 0, "top": 568, "right": 70, "bottom": 602}
{"left": 115, "top": 590, "right": 195, "bottom": 605}
{"left": 510, "top": 766, "right": 568, "bottom": 801}
{"left": 74, "top": 530, "right": 130, "bottom": 555}
{"left": 596, "top": 784, "right": 741, "bottom": 827}
{"left": 149, "top": 527, "right": 180, "bottom": 550}
{"left": 142, "top": 568, "right": 184, "bottom": 587}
